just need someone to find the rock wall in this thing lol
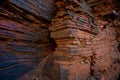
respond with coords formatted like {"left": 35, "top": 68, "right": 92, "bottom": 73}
{"left": 0, "top": 1, "right": 55, "bottom": 80}
{"left": 0, "top": 0, "right": 120, "bottom": 80}
{"left": 90, "top": 21, "right": 120, "bottom": 80}
{"left": 49, "top": 0, "right": 120, "bottom": 80}
{"left": 8, "top": 0, "right": 54, "bottom": 21}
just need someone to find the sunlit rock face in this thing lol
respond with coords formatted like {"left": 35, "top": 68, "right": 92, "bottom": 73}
{"left": 0, "top": 0, "right": 120, "bottom": 80}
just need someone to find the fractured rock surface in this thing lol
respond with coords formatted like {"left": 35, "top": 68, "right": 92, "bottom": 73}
{"left": 0, "top": 0, "right": 120, "bottom": 80}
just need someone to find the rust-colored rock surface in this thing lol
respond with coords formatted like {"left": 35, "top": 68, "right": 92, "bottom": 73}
{"left": 49, "top": 0, "right": 120, "bottom": 80}
{"left": 0, "top": 0, "right": 120, "bottom": 80}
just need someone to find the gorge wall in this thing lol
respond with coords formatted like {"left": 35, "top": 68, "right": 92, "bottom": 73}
{"left": 0, "top": 1, "right": 55, "bottom": 80}
{"left": 0, "top": 0, "right": 120, "bottom": 80}
{"left": 49, "top": 0, "right": 120, "bottom": 80}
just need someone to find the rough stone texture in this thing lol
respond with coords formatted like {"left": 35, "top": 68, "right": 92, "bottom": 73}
{"left": 49, "top": 0, "right": 120, "bottom": 80}
{"left": 50, "top": 0, "right": 97, "bottom": 80}
{"left": 0, "top": 1, "right": 55, "bottom": 80}
{"left": 0, "top": 0, "right": 120, "bottom": 80}
{"left": 90, "top": 25, "right": 120, "bottom": 80}
{"left": 86, "top": 0, "right": 120, "bottom": 17}
{"left": 8, "top": 0, "right": 54, "bottom": 21}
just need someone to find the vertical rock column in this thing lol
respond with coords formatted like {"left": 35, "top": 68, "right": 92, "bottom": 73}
{"left": 49, "top": 0, "right": 99, "bottom": 80}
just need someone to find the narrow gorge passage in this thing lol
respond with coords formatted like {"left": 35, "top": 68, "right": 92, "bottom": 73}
{"left": 0, "top": 0, "right": 120, "bottom": 80}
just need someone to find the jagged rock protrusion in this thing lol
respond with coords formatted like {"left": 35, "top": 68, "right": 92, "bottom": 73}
{"left": 49, "top": 0, "right": 99, "bottom": 80}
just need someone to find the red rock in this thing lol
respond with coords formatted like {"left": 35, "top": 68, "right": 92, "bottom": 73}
{"left": 0, "top": 0, "right": 120, "bottom": 80}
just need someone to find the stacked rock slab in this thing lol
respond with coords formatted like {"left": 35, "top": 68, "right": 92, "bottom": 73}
{"left": 49, "top": 0, "right": 99, "bottom": 80}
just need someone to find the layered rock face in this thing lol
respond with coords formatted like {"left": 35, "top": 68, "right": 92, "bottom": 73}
{"left": 50, "top": 0, "right": 97, "bottom": 80}
{"left": 49, "top": 0, "right": 120, "bottom": 80}
{"left": 0, "top": 0, "right": 120, "bottom": 80}
{"left": 0, "top": 1, "right": 55, "bottom": 80}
